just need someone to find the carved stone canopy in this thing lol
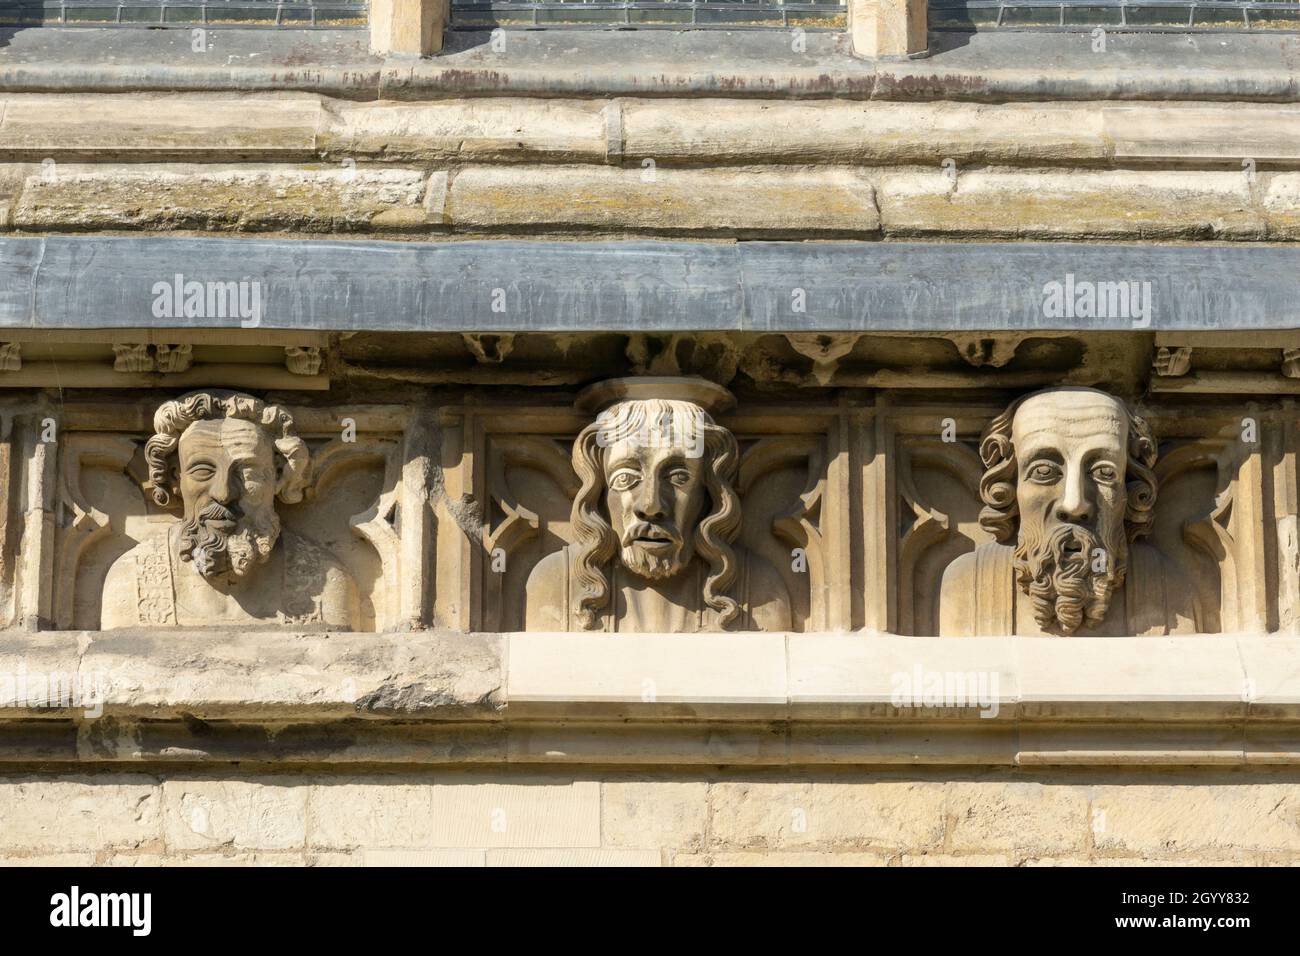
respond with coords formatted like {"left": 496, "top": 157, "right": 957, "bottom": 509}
{"left": 575, "top": 376, "right": 736, "bottom": 416}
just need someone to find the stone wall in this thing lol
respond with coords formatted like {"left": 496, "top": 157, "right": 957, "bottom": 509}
{"left": 9, "top": 768, "right": 1300, "bottom": 867}
{"left": 4, "top": 26, "right": 1300, "bottom": 867}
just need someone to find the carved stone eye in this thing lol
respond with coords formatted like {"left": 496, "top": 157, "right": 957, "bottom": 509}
{"left": 609, "top": 470, "right": 639, "bottom": 492}
{"left": 1027, "top": 462, "right": 1060, "bottom": 483}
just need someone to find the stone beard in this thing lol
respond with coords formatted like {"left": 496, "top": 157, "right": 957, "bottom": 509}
{"left": 175, "top": 418, "right": 282, "bottom": 583}
{"left": 934, "top": 385, "right": 1187, "bottom": 639}
{"left": 1006, "top": 395, "right": 1131, "bottom": 633}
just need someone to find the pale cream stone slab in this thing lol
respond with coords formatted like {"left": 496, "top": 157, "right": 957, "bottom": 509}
{"left": 787, "top": 633, "right": 1018, "bottom": 720}
{"left": 708, "top": 778, "right": 946, "bottom": 852}
{"left": 14, "top": 164, "right": 427, "bottom": 232}
{"left": 506, "top": 632, "right": 788, "bottom": 718}
{"left": 1090, "top": 782, "right": 1300, "bottom": 857}
{"left": 876, "top": 170, "right": 1265, "bottom": 240}
{"left": 0, "top": 95, "right": 323, "bottom": 157}
{"left": 487, "top": 848, "right": 660, "bottom": 867}
{"left": 1015, "top": 636, "right": 1248, "bottom": 720}
{"left": 945, "top": 781, "right": 1089, "bottom": 855}
{"left": 362, "top": 849, "right": 486, "bottom": 866}
{"left": 601, "top": 778, "right": 709, "bottom": 851}
{"left": 322, "top": 100, "right": 607, "bottom": 163}
{"left": 1237, "top": 635, "right": 1300, "bottom": 712}
{"left": 620, "top": 100, "right": 1108, "bottom": 166}
{"left": 1104, "top": 105, "right": 1300, "bottom": 162}
{"left": 673, "top": 851, "right": 890, "bottom": 867}
{"left": 448, "top": 165, "right": 880, "bottom": 235}
{"left": 0, "top": 775, "right": 162, "bottom": 853}
{"left": 162, "top": 779, "right": 308, "bottom": 851}
{"left": 309, "top": 777, "right": 600, "bottom": 849}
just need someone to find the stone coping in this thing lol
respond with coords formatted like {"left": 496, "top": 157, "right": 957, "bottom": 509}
{"left": 7, "top": 237, "right": 1300, "bottom": 332}
{"left": 1, "top": 628, "right": 1296, "bottom": 723}
{"left": 1, "top": 28, "right": 1299, "bottom": 102}
{"left": 1, "top": 630, "right": 1295, "bottom": 766}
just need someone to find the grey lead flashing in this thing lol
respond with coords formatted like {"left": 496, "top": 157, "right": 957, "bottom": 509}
{"left": 3, "top": 236, "right": 1298, "bottom": 333}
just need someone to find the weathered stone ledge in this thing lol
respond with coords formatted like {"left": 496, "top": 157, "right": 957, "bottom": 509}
{"left": 1, "top": 631, "right": 1298, "bottom": 768}
{"left": 2, "top": 29, "right": 1300, "bottom": 103}
{"left": 5, "top": 164, "right": 1298, "bottom": 240}
{"left": 6, "top": 96, "right": 1300, "bottom": 168}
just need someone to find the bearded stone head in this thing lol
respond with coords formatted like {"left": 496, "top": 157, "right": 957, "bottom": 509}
{"left": 569, "top": 380, "right": 742, "bottom": 630}
{"left": 144, "top": 391, "right": 309, "bottom": 583}
{"left": 978, "top": 387, "right": 1158, "bottom": 635}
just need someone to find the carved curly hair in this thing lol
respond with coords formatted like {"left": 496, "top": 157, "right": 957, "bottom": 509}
{"left": 978, "top": 388, "right": 1158, "bottom": 544}
{"left": 569, "top": 399, "right": 742, "bottom": 630}
{"left": 144, "top": 390, "right": 310, "bottom": 508}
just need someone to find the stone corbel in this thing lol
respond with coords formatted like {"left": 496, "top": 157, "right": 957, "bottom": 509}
{"left": 1282, "top": 347, "right": 1300, "bottom": 379}
{"left": 155, "top": 344, "right": 193, "bottom": 374}
{"left": 0, "top": 343, "right": 19, "bottom": 371}
{"left": 1155, "top": 346, "right": 1194, "bottom": 377}
{"left": 112, "top": 344, "right": 153, "bottom": 373}
{"left": 285, "top": 346, "right": 323, "bottom": 376}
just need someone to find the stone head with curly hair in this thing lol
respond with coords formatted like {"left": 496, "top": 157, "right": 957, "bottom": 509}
{"left": 145, "top": 390, "right": 309, "bottom": 583}
{"left": 977, "top": 387, "right": 1157, "bottom": 635}
{"left": 568, "top": 398, "right": 742, "bottom": 630}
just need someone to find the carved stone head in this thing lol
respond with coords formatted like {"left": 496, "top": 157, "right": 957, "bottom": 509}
{"left": 978, "top": 387, "right": 1157, "bottom": 634}
{"left": 569, "top": 379, "right": 742, "bottom": 630}
{"left": 145, "top": 391, "right": 309, "bottom": 582}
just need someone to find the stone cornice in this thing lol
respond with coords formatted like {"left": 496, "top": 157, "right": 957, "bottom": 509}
{"left": 3, "top": 630, "right": 1298, "bottom": 768}
{"left": 3, "top": 29, "right": 1300, "bottom": 102}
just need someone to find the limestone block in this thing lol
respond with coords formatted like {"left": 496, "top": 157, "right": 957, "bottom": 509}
{"left": 506, "top": 632, "right": 788, "bottom": 719}
{"left": 487, "top": 849, "right": 661, "bottom": 866}
{"left": 80, "top": 630, "right": 504, "bottom": 721}
{"left": 104, "top": 851, "right": 307, "bottom": 866}
{"left": 0, "top": 775, "right": 161, "bottom": 852}
{"left": 308, "top": 777, "right": 600, "bottom": 849}
{"left": 162, "top": 779, "right": 308, "bottom": 851}
{"left": 362, "top": 849, "right": 485, "bottom": 866}
{"left": 708, "top": 779, "right": 946, "bottom": 852}
{"left": 946, "top": 781, "right": 1089, "bottom": 856}
{"left": 621, "top": 100, "right": 1108, "bottom": 166}
{"left": 1016, "top": 636, "right": 1247, "bottom": 721}
{"left": 0, "top": 853, "right": 96, "bottom": 866}
{"left": 876, "top": 170, "right": 1265, "bottom": 239}
{"left": 0, "top": 95, "right": 322, "bottom": 158}
{"left": 1263, "top": 173, "right": 1300, "bottom": 240}
{"left": 674, "top": 851, "right": 891, "bottom": 866}
{"left": 1104, "top": 104, "right": 1300, "bottom": 162}
{"left": 787, "top": 633, "right": 1017, "bottom": 720}
{"left": 14, "top": 165, "right": 428, "bottom": 232}
{"left": 601, "top": 778, "right": 709, "bottom": 851}
{"left": 1091, "top": 783, "right": 1300, "bottom": 858}
{"left": 448, "top": 165, "right": 879, "bottom": 236}
{"left": 899, "top": 853, "right": 1015, "bottom": 865}
{"left": 321, "top": 100, "right": 607, "bottom": 163}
